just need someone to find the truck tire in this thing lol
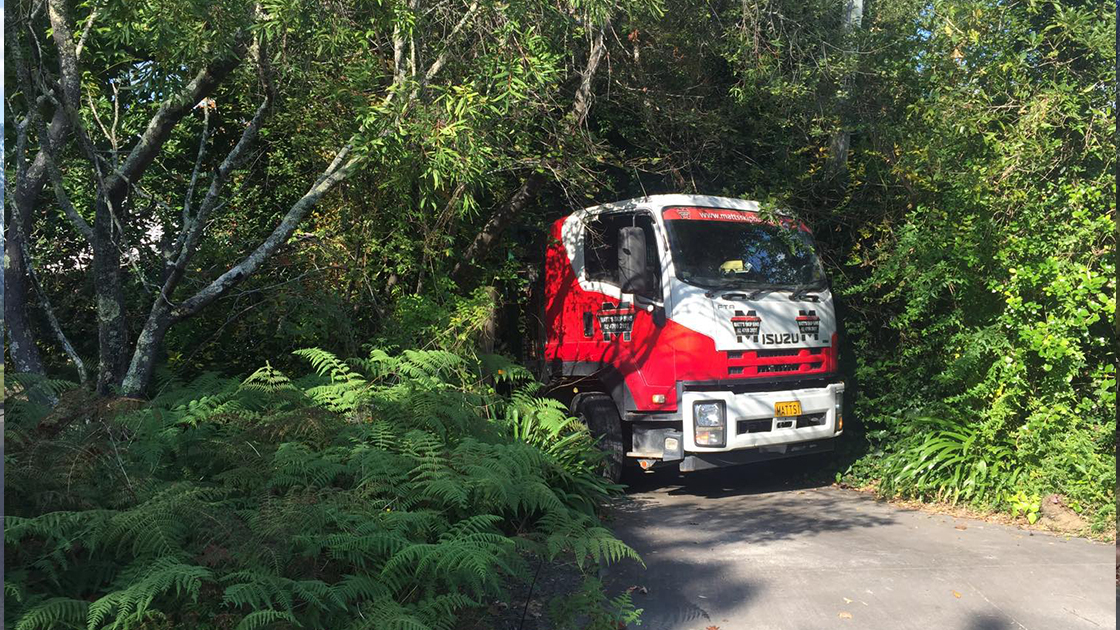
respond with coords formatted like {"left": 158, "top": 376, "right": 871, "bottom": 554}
{"left": 574, "top": 393, "right": 625, "bottom": 484}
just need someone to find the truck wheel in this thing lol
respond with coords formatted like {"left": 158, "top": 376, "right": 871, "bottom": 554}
{"left": 574, "top": 393, "right": 625, "bottom": 484}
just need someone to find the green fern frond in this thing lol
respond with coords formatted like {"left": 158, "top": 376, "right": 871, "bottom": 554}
{"left": 14, "top": 597, "right": 88, "bottom": 630}
{"left": 331, "top": 574, "right": 390, "bottom": 604}
{"left": 6, "top": 574, "right": 27, "bottom": 604}
{"left": 97, "top": 484, "right": 222, "bottom": 557}
{"left": 5, "top": 373, "right": 78, "bottom": 426}
{"left": 294, "top": 348, "right": 367, "bottom": 385}
{"left": 241, "top": 363, "right": 298, "bottom": 396}
{"left": 269, "top": 443, "right": 348, "bottom": 489}
{"left": 234, "top": 608, "right": 302, "bottom": 630}
{"left": 87, "top": 557, "right": 211, "bottom": 629}
{"left": 6, "top": 372, "right": 77, "bottom": 399}
{"left": 347, "top": 599, "right": 431, "bottom": 630}
{"left": 320, "top": 531, "right": 410, "bottom": 566}
{"left": 413, "top": 592, "right": 479, "bottom": 630}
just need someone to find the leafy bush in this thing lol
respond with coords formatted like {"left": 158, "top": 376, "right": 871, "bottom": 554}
{"left": 871, "top": 413, "right": 1023, "bottom": 505}
{"left": 837, "top": 0, "right": 1115, "bottom": 531}
{"left": 5, "top": 349, "right": 640, "bottom": 630}
{"left": 375, "top": 288, "right": 500, "bottom": 354}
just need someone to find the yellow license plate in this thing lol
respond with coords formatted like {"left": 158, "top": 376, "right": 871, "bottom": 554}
{"left": 774, "top": 401, "right": 802, "bottom": 417}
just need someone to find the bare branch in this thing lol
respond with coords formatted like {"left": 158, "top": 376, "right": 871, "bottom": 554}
{"left": 110, "top": 80, "right": 121, "bottom": 164}
{"left": 7, "top": 39, "right": 36, "bottom": 193}
{"left": 4, "top": 3, "right": 78, "bottom": 377}
{"left": 451, "top": 172, "right": 545, "bottom": 282}
{"left": 125, "top": 90, "right": 273, "bottom": 394}
{"left": 173, "top": 103, "right": 212, "bottom": 260}
{"left": 423, "top": 0, "right": 480, "bottom": 82}
{"left": 75, "top": 4, "right": 99, "bottom": 59}
{"left": 6, "top": 195, "right": 89, "bottom": 384}
{"left": 452, "top": 18, "right": 611, "bottom": 283}
{"left": 86, "top": 89, "right": 120, "bottom": 168}
{"left": 46, "top": 0, "right": 81, "bottom": 107}
{"left": 10, "top": 11, "right": 93, "bottom": 243}
{"left": 408, "top": 0, "right": 419, "bottom": 80}
{"left": 571, "top": 22, "right": 608, "bottom": 127}
{"left": 108, "top": 52, "right": 247, "bottom": 200}
{"left": 393, "top": 23, "right": 406, "bottom": 86}
{"left": 46, "top": 0, "right": 115, "bottom": 216}
{"left": 169, "top": 97, "right": 271, "bottom": 286}
{"left": 39, "top": 123, "right": 94, "bottom": 243}
{"left": 8, "top": 103, "right": 32, "bottom": 194}
{"left": 171, "top": 141, "right": 362, "bottom": 322}
{"left": 314, "top": 143, "right": 354, "bottom": 188}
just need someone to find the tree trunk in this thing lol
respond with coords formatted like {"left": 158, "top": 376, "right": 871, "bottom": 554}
{"left": 119, "top": 303, "right": 172, "bottom": 398}
{"left": 4, "top": 103, "right": 71, "bottom": 375}
{"left": 451, "top": 173, "right": 546, "bottom": 285}
{"left": 46, "top": 0, "right": 246, "bottom": 395}
{"left": 4, "top": 193, "right": 43, "bottom": 375}
{"left": 92, "top": 198, "right": 129, "bottom": 395}
{"left": 478, "top": 286, "right": 500, "bottom": 354}
{"left": 828, "top": 0, "right": 863, "bottom": 178}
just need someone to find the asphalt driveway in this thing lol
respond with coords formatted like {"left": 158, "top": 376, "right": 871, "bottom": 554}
{"left": 604, "top": 459, "right": 1114, "bottom": 630}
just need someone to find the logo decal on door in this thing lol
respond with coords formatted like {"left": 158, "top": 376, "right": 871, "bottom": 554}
{"left": 597, "top": 302, "right": 635, "bottom": 341}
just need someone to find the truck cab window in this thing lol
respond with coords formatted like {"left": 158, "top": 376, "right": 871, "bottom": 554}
{"left": 584, "top": 213, "right": 661, "bottom": 294}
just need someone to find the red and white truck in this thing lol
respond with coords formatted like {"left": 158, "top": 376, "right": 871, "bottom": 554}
{"left": 540, "top": 194, "right": 844, "bottom": 480}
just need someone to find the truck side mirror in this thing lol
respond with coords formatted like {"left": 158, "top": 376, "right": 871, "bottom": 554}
{"left": 618, "top": 226, "right": 654, "bottom": 297}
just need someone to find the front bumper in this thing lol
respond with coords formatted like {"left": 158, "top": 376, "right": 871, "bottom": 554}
{"left": 683, "top": 381, "right": 844, "bottom": 453}
{"left": 679, "top": 437, "right": 835, "bottom": 472}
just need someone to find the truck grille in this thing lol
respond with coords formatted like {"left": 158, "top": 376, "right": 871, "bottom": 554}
{"left": 758, "top": 348, "right": 824, "bottom": 358}
{"left": 724, "top": 347, "right": 830, "bottom": 377}
{"left": 758, "top": 362, "right": 823, "bottom": 373}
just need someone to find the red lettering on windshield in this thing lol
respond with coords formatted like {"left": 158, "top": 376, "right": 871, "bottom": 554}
{"left": 662, "top": 206, "right": 810, "bottom": 232}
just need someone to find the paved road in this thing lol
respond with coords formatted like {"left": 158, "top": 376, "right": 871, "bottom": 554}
{"left": 604, "top": 459, "right": 1114, "bottom": 630}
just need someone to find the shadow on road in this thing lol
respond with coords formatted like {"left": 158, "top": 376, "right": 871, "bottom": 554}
{"left": 623, "top": 451, "right": 848, "bottom": 496}
{"left": 603, "top": 454, "right": 895, "bottom": 629}
{"left": 964, "top": 613, "right": 1018, "bottom": 630}
{"left": 598, "top": 442, "right": 1113, "bottom": 630}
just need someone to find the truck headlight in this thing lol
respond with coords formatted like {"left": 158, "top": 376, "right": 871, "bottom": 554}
{"left": 693, "top": 401, "right": 726, "bottom": 447}
{"left": 834, "top": 389, "right": 844, "bottom": 433}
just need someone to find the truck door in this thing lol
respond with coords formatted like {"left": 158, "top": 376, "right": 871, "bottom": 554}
{"left": 581, "top": 211, "right": 662, "bottom": 358}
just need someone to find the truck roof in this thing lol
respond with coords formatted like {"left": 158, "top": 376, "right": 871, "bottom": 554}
{"left": 573, "top": 194, "right": 788, "bottom": 218}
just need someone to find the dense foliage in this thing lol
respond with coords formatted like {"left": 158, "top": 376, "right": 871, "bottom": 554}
{"left": 831, "top": 0, "right": 1115, "bottom": 528}
{"left": 6, "top": 349, "right": 641, "bottom": 629}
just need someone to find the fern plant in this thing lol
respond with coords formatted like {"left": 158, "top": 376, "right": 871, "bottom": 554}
{"left": 5, "top": 346, "right": 640, "bottom": 630}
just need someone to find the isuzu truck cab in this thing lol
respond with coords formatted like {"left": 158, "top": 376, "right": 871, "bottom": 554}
{"left": 541, "top": 194, "right": 844, "bottom": 480}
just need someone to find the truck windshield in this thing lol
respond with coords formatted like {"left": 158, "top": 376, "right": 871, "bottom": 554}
{"left": 662, "top": 207, "right": 826, "bottom": 289}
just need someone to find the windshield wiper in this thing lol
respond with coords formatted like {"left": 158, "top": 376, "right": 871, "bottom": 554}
{"left": 788, "top": 286, "right": 810, "bottom": 301}
{"left": 686, "top": 279, "right": 741, "bottom": 298}
{"left": 688, "top": 276, "right": 823, "bottom": 300}
{"left": 706, "top": 285, "right": 775, "bottom": 300}
{"left": 690, "top": 278, "right": 778, "bottom": 299}
{"left": 789, "top": 284, "right": 825, "bottom": 301}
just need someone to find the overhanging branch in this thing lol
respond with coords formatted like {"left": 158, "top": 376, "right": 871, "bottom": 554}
{"left": 451, "top": 18, "right": 610, "bottom": 284}
{"left": 171, "top": 142, "right": 362, "bottom": 322}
